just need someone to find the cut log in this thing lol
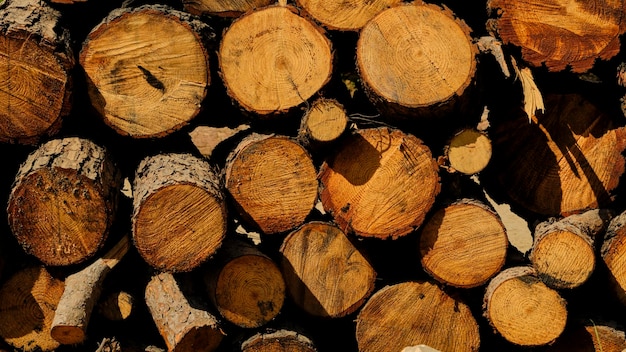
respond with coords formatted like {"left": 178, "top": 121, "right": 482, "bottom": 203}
{"left": 219, "top": 3, "right": 332, "bottom": 115}
{"left": 356, "top": 2, "right": 477, "bottom": 117}
{"left": 530, "top": 209, "right": 613, "bottom": 289}
{"left": 297, "top": 98, "right": 348, "bottom": 147}
{"left": 419, "top": 199, "right": 508, "bottom": 288}
{"left": 487, "top": 93, "right": 626, "bottom": 216}
{"left": 0, "top": 266, "right": 65, "bottom": 352}
{"left": 295, "top": 0, "right": 401, "bottom": 31}
{"left": 97, "top": 290, "right": 134, "bottom": 321}
{"left": 145, "top": 272, "right": 223, "bottom": 352}
{"left": 133, "top": 153, "right": 227, "bottom": 272}
{"left": 601, "top": 209, "right": 626, "bottom": 305}
{"left": 280, "top": 221, "right": 376, "bottom": 318}
{"left": 80, "top": 5, "right": 214, "bottom": 138}
{"left": 444, "top": 129, "right": 492, "bottom": 175}
{"left": 204, "top": 237, "right": 285, "bottom": 328}
{"left": 483, "top": 266, "right": 567, "bottom": 346}
{"left": 547, "top": 320, "right": 626, "bottom": 352}
{"left": 189, "top": 124, "right": 250, "bottom": 159}
{"left": 356, "top": 281, "right": 480, "bottom": 352}
{"left": 319, "top": 127, "right": 440, "bottom": 239}
{"left": 7, "top": 137, "right": 121, "bottom": 266}
{"left": 487, "top": 0, "right": 626, "bottom": 72}
{"left": 225, "top": 134, "right": 318, "bottom": 234}
{"left": 51, "top": 235, "right": 130, "bottom": 345}
{"left": 182, "top": 0, "right": 273, "bottom": 17}
{"left": 0, "top": 0, "right": 74, "bottom": 144}
{"left": 241, "top": 329, "right": 316, "bottom": 352}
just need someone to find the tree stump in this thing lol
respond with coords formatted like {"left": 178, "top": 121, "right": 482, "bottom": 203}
{"left": 356, "top": 281, "right": 480, "bottom": 352}
{"left": 7, "top": 137, "right": 121, "bottom": 266}
{"left": 601, "top": 209, "right": 626, "bottom": 305}
{"left": 0, "top": 0, "right": 74, "bottom": 144}
{"left": 319, "top": 127, "right": 440, "bottom": 239}
{"left": 182, "top": 0, "right": 273, "bottom": 17}
{"left": 445, "top": 129, "right": 492, "bottom": 175}
{"left": 295, "top": 0, "right": 401, "bottom": 31}
{"left": 483, "top": 266, "right": 567, "bottom": 346}
{"left": 298, "top": 98, "right": 348, "bottom": 147}
{"left": 241, "top": 330, "right": 316, "bottom": 352}
{"left": 80, "top": 5, "right": 214, "bottom": 138}
{"left": 225, "top": 134, "right": 318, "bottom": 234}
{"left": 219, "top": 3, "right": 332, "bottom": 114}
{"left": 280, "top": 221, "right": 376, "bottom": 318}
{"left": 133, "top": 153, "right": 227, "bottom": 272}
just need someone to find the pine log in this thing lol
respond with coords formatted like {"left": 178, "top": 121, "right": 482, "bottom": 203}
{"left": 356, "top": 2, "right": 477, "bottom": 117}
{"left": 0, "top": 266, "right": 65, "bottom": 352}
{"left": 419, "top": 199, "right": 508, "bottom": 288}
{"left": 547, "top": 320, "right": 626, "bottom": 352}
{"left": 295, "top": 0, "right": 401, "bottom": 31}
{"left": 7, "top": 137, "right": 121, "bottom": 266}
{"left": 218, "top": 3, "right": 332, "bottom": 115}
{"left": 319, "top": 127, "right": 440, "bottom": 239}
{"left": 483, "top": 266, "right": 567, "bottom": 346}
{"left": 225, "top": 134, "right": 317, "bottom": 234}
{"left": 97, "top": 290, "right": 134, "bottom": 321}
{"left": 145, "top": 272, "right": 223, "bottom": 352}
{"left": 79, "top": 5, "right": 214, "bottom": 138}
{"left": 444, "top": 129, "right": 492, "bottom": 175}
{"left": 297, "top": 98, "right": 348, "bottom": 147}
{"left": 241, "top": 329, "right": 316, "bottom": 352}
{"left": 486, "top": 0, "right": 626, "bottom": 72}
{"left": 530, "top": 209, "right": 613, "bottom": 289}
{"left": 0, "top": 0, "right": 74, "bottom": 144}
{"left": 182, "top": 0, "right": 273, "bottom": 17}
{"left": 51, "top": 235, "right": 130, "bottom": 345}
{"left": 487, "top": 93, "right": 626, "bottom": 216}
{"left": 133, "top": 153, "right": 227, "bottom": 272}
{"left": 601, "top": 209, "right": 626, "bottom": 305}
{"left": 204, "top": 237, "right": 285, "bottom": 328}
{"left": 356, "top": 281, "right": 480, "bottom": 352}
{"left": 280, "top": 221, "right": 376, "bottom": 318}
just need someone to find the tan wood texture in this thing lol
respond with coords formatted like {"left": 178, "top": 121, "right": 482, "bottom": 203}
{"left": 547, "top": 321, "right": 626, "bottom": 352}
{"left": 182, "top": 0, "right": 273, "bottom": 17}
{"left": 445, "top": 129, "right": 492, "bottom": 175}
{"left": 298, "top": 98, "right": 348, "bottom": 145}
{"left": 295, "top": 0, "right": 401, "bottom": 31}
{"left": 602, "top": 209, "right": 626, "bottom": 305}
{"left": 241, "top": 330, "right": 317, "bottom": 352}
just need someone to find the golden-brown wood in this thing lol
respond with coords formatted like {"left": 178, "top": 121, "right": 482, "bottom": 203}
{"left": 241, "top": 330, "right": 316, "bottom": 352}
{"left": 298, "top": 98, "right": 348, "bottom": 146}
{"left": 182, "top": 0, "right": 273, "bottom": 17}
{"left": 547, "top": 320, "right": 626, "bottom": 352}
{"left": 295, "top": 0, "right": 401, "bottom": 31}
{"left": 601, "top": 209, "right": 626, "bottom": 305}
{"left": 445, "top": 129, "right": 492, "bottom": 175}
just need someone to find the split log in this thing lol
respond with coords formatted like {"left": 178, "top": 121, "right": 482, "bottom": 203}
{"left": 483, "top": 266, "right": 567, "bottom": 346}
{"left": 355, "top": 281, "right": 480, "bottom": 352}
{"left": 0, "top": 266, "right": 65, "bottom": 352}
{"left": 145, "top": 272, "right": 224, "bottom": 352}
{"left": 486, "top": 0, "right": 626, "bottom": 72}
{"left": 7, "top": 137, "right": 121, "bottom": 266}
{"left": 356, "top": 2, "right": 477, "bottom": 117}
{"left": 182, "top": 0, "right": 273, "bottom": 17}
{"left": 601, "top": 209, "right": 626, "bottom": 305}
{"left": 204, "top": 237, "right": 285, "bottom": 328}
{"left": 225, "top": 134, "right": 318, "bottom": 234}
{"left": 80, "top": 5, "right": 214, "bottom": 138}
{"left": 319, "top": 127, "right": 440, "bottom": 239}
{"left": 547, "top": 320, "right": 626, "bottom": 352}
{"left": 241, "top": 329, "right": 316, "bottom": 352}
{"left": 0, "top": 0, "right": 74, "bottom": 144}
{"left": 218, "top": 3, "right": 332, "bottom": 115}
{"left": 530, "top": 209, "right": 613, "bottom": 289}
{"left": 295, "top": 0, "right": 401, "bottom": 31}
{"left": 97, "top": 290, "right": 134, "bottom": 321}
{"left": 444, "top": 129, "right": 492, "bottom": 175}
{"left": 51, "top": 235, "right": 130, "bottom": 345}
{"left": 297, "top": 98, "right": 348, "bottom": 147}
{"left": 280, "top": 221, "right": 376, "bottom": 318}
{"left": 133, "top": 153, "right": 227, "bottom": 272}
{"left": 419, "top": 199, "right": 508, "bottom": 288}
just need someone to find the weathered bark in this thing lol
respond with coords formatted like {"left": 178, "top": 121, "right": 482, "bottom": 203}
{"left": 182, "top": 0, "right": 273, "bottom": 17}
{"left": 444, "top": 129, "right": 492, "bottom": 175}
{"left": 7, "top": 137, "right": 121, "bottom": 266}
{"left": 295, "top": 0, "right": 401, "bottom": 31}
{"left": 241, "top": 329, "right": 316, "bottom": 352}
{"left": 297, "top": 98, "right": 348, "bottom": 147}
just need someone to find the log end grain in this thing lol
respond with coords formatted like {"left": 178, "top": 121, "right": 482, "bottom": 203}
{"left": 445, "top": 129, "right": 492, "bottom": 175}
{"left": 547, "top": 321, "right": 626, "bottom": 352}
{"left": 182, "top": 0, "right": 273, "bottom": 17}
{"left": 296, "top": 0, "right": 402, "bottom": 31}
{"left": 299, "top": 98, "right": 348, "bottom": 144}
{"left": 602, "top": 210, "right": 626, "bottom": 305}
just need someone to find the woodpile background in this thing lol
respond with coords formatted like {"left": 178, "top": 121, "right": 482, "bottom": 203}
{"left": 3, "top": 0, "right": 626, "bottom": 351}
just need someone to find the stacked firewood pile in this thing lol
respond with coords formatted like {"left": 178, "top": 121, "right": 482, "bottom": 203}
{"left": 3, "top": 0, "right": 626, "bottom": 351}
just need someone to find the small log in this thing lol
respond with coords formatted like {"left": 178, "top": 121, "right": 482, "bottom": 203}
{"left": 204, "top": 237, "right": 285, "bottom": 328}
{"left": 295, "top": 0, "right": 401, "bottom": 31}
{"left": 219, "top": 3, "right": 332, "bottom": 115}
{"left": 80, "top": 5, "right": 214, "bottom": 138}
{"left": 356, "top": 281, "right": 480, "bottom": 352}
{"left": 182, "top": 0, "right": 273, "bottom": 17}
{"left": 280, "top": 221, "right": 376, "bottom": 318}
{"left": 483, "top": 266, "right": 567, "bottom": 346}
{"left": 7, "top": 137, "right": 121, "bottom": 266}
{"left": 319, "top": 127, "right": 440, "bottom": 239}
{"left": 51, "top": 235, "right": 130, "bottom": 345}
{"left": 601, "top": 209, "right": 626, "bottom": 305}
{"left": 145, "top": 272, "right": 223, "bottom": 352}
{"left": 225, "top": 134, "right": 318, "bottom": 234}
{"left": 444, "top": 129, "right": 492, "bottom": 175}
{"left": 297, "top": 98, "right": 348, "bottom": 147}
{"left": 133, "top": 153, "right": 227, "bottom": 272}
{"left": 419, "top": 199, "right": 508, "bottom": 288}
{"left": 530, "top": 209, "right": 613, "bottom": 289}
{"left": 97, "top": 290, "right": 134, "bottom": 321}
{"left": 0, "top": 0, "right": 74, "bottom": 144}
{"left": 547, "top": 320, "right": 626, "bottom": 352}
{"left": 241, "top": 329, "right": 316, "bottom": 352}
{"left": 0, "top": 266, "right": 65, "bottom": 352}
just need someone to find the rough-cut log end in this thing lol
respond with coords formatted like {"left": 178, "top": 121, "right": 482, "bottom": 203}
{"left": 225, "top": 134, "right": 318, "bottom": 234}
{"left": 356, "top": 281, "right": 480, "bottom": 352}
{"left": 298, "top": 98, "right": 348, "bottom": 145}
{"left": 602, "top": 210, "right": 626, "bottom": 305}
{"left": 445, "top": 129, "right": 492, "bottom": 175}
{"left": 319, "top": 127, "right": 440, "bottom": 239}
{"left": 296, "top": 0, "right": 401, "bottom": 31}
{"left": 241, "top": 330, "right": 317, "bottom": 352}
{"left": 420, "top": 199, "right": 508, "bottom": 288}
{"left": 483, "top": 266, "right": 567, "bottom": 346}
{"left": 133, "top": 153, "right": 227, "bottom": 272}
{"left": 219, "top": 5, "right": 332, "bottom": 115}
{"left": 182, "top": 0, "right": 273, "bottom": 17}
{"left": 547, "top": 320, "right": 626, "bottom": 352}
{"left": 280, "top": 221, "right": 376, "bottom": 318}
{"left": 80, "top": 5, "right": 213, "bottom": 138}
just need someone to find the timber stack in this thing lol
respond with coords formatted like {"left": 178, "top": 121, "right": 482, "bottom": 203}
{"left": 3, "top": 0, "right": 626, "bottom": 351}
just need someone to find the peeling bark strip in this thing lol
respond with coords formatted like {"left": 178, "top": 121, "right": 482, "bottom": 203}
{"left": 133, "top": 153, "right": 227, "bottom": 272}
{"left": 80, "top": 5, "right": 214, "bottom": 138}
{"left": 7, "top": 137, "right": 121, "bottom": 266}
{"left": 0, "top": 0, "right": 74, "bottom": 144}
{"left": 295, "top": 0, "right": 401, "bottom": 31}
{"left": 241, "top": 329, "right": 317, "bottom": 352}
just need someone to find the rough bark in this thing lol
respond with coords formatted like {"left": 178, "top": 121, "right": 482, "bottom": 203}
{"left": 241, "top": 329, "right": 317, "bottom": 352}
